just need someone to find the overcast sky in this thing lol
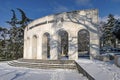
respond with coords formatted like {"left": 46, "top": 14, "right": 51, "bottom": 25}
{"left": 0, "top": 0, "right": 120, "bottom": 28}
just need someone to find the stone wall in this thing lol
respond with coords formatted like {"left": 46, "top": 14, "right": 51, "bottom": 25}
{"left": 115, "top": 55, "right": 120, "bottom": 67}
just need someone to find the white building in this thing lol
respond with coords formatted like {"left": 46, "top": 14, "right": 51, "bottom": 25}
{"left": 24, "top": 9, "right": 100, "bottom": 60}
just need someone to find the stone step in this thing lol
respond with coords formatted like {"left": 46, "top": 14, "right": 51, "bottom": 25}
{"left": 8, "top": 62, "right": 76, "bottom": 69}
{"left": 8, "top": 59, "right": 76, "bottom": 69}
{"left": 17, "top": 59, "right": 75, "bottom": 64}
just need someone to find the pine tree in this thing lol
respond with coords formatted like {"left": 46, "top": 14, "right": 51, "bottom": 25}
{"left": 112, "top": 19, "right": 120, "bottom": 40}
{"left": 6, "top": 9, "right": 32, "bottom": 59}
{"left": 103, "top": 14, "right": 116, "bottom": 48}
{"left": 0, "top": 27, "right": 9, "bottom": 59}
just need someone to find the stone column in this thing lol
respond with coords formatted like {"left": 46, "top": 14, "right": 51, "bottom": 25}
{"left": 23, "top": 29, "right": 27, "bottom": 59}
{"left": 89, "top": 33, "right": 100, "bottom": 59}
{"left": 32, "top": 36, "right": 37, "bottom": 59}
{"left": 23, "top": 39, "right": 27, "bottom": 59}
{"left": 68, "top": 36, "right": 78, "bottom": 60}
{"left": 37, "top": 36, "right": 42, "bottom": 59}
{"left": 50, "top": 34, "right": 59, "bottom": 60}
{"left": 28, "top": 37, "right": 33, "bottom": 59}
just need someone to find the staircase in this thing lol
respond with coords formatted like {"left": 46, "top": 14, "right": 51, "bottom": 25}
{"left": 8, "top": 59, "right": 77, "bottom": 69}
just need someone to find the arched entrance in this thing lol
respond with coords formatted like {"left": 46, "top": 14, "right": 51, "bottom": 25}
{"left": 32, "top": 35, "right": 37, "bottom": 59}
{"left": 78, "top": 29, "right": 90, "bottom": 58}
{"left": 42, "top": 33, "right": 50, "bottom": 59}
{"left": 58, "top": 30, "right": 68, "bottom": 59}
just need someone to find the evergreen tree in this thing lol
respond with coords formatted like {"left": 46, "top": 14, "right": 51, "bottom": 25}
{"left": 0, "top": 27, "right": 9, "bottom": 59}
{"left": 112, "top": 19, "right": 120, "bottom": 40}
{"left": 98, "top": 21, "right": 106, "bottom": 48}
{"left": 6, "top": 8, "right": 32, "bottom": 59}
{"left": 103, "top": 14, "right": 116, "bottom": 48}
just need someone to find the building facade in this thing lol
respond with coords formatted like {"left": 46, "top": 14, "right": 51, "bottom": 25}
{"left": 24, "top": 9, "right": 100, "bottom": 60}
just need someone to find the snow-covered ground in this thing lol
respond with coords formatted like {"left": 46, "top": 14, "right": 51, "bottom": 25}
{"left": 76, "top": 59, "right": 120, "bottom": 80}
{"left": 0, "top": 59, "right": 120, "bottom": 80}
{"left": 0, "top": 61, "right": 88, "bottom": 80}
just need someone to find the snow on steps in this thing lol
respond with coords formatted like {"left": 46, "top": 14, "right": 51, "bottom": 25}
{"left": 8, "top": 59, "right": 77, "bottom": 69}
{"left": 9, "top": 59, "right": 119, "bottom": 80}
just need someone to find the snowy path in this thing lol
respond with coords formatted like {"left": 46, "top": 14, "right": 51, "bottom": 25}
{"left": 76, "top": 59, "right": 120, "bottom": 80}
{"left": 0, "top": 62, "right": 88, "bottom": 80}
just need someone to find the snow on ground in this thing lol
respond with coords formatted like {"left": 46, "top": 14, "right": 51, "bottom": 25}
{"left": 0, "top": 61, "right": 88, "bottom": 80}
{"left": 76, "top": 59, "right": 120, "bottom": 80}
{"left": 1, "top": 59, "right": 119, "bottom": 80}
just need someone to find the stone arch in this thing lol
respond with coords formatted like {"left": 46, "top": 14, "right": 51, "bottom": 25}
{"left": 78, "top": 29, "right": 90, "bottom": 57}
{"left": 42, "top": 32, "right": 50, "bottom": 59}
{"left": 32, "top": 35, "right": 37, "bottom": 59}
{"left": 57, "top": 29, "right": 69, "bottom": 59}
